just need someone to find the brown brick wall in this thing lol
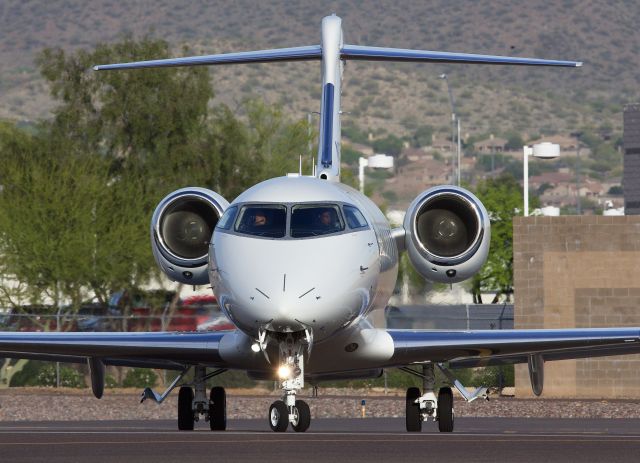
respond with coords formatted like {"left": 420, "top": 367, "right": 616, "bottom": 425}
{"left": 513, "top": 216, "right": 640, "bottom": 398}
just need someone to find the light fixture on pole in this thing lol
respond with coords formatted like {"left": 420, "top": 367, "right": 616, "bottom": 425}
{"left": 523, "top": 142, "right": 560, "bottom": 216}
{"left": 359, "top": 154, "right": 394, "bottom": 193}
{"left": 440, "top": 73, "right": 460, "bottom": 186}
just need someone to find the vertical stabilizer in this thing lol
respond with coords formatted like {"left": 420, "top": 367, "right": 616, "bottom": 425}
{"left": 315, "top": 15, "right": 343, "bottom": 182}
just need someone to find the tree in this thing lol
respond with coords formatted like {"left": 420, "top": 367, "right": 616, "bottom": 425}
{"left": 372, "top": 134, "right": 403, "bottom": 156}
{"left": 203, "top": 99, "right": 311, "bottom": 200}
{"left": 0, "top": 37, "right": 311, "bottom": 314}
{"left": 411, "top": 125, "right": 434, "bottom": 148}
{"left": 37, "top": 36, "right": 213, "bottom": 197}
{"left": 470, "top": 173, "right": 525, "bottom": 303}
{"left": 504, "top": 132, "right": 524, "bottom": 151}
{"left": 0, "top": 122, "right": 145, "bottom": 309}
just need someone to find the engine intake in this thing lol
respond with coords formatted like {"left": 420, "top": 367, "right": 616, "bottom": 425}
{"left": 404, "top": 186, "right": 490, "bottom": 283}
{"left": 151, "top": 187, "right": 229, "bottom": 285}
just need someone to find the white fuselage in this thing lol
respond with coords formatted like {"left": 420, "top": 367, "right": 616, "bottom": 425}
{"left": 208, "top": 176, "right": 398, "bottom": 343}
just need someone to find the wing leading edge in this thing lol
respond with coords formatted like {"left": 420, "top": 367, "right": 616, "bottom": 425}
{"left": 0, "top": 331, "right": 229, "bottom": 370}
{"left": 387, "top": 328, "right": 640, "bottom": 368}
{"left": 93, "top": 45, "right": 580, "bottom": 72}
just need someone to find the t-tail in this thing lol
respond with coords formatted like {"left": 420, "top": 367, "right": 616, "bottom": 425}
{"left": 94, "top": 14, "right": 581, "bottom": 182}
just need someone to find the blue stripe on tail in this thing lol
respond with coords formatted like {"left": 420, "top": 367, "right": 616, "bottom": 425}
{"left": 321, "top": 83, "right": 334, "bottom": 167}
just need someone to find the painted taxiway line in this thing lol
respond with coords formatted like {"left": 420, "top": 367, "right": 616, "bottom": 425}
{"left": 0, "top": 430, "right": 638, "bottom": 439}
{"left": 1, "top": 436, "right": 640, "bottom": 447}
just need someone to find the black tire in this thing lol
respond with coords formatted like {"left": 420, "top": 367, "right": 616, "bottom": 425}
{"left": 291, "top": 400, "right": 311, "bottom": 432}
{"left": 269, "top": 400, "right": 289, "bottom": 432}
{"left": 178, "top": 386, "right": 194, "bottom": 431}
{"left": 437, "top": 387, "right": 454, "bottom": 432}
{"left": 405, "top": 387, "right": 422, "bottom": 432}
{"left": 209, "top": 386, "right": 227, "bottom": 431}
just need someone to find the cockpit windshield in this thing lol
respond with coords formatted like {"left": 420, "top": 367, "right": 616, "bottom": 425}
{"left": 235, "top": 204, "right": 287, "bottom": 238}
{"left": 290, "top": 204, "right": 345, "bottom": 238}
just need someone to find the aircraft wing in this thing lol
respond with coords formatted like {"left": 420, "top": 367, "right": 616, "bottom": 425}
{"left": 0, "top": 331, "right": 230, "bottom": 370}
{"left": 340, "top": 45, "right": 582, "bottom": 67}
{"left": 387, "top": 328, "right": 640, "bottom": 368}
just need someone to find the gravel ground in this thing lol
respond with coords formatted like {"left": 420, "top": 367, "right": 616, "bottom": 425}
{"left": 1, "top": 388, "right": 640, "bottom": 421}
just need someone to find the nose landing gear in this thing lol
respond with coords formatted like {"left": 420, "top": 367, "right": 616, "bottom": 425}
{"left": 268, "top": 333, "right": 311, "bottom": 432}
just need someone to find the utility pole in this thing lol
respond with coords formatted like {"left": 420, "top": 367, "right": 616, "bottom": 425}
{"left": 440, "top": 74, "right": 460, "bottom": 186}
{"left": 576, "top": 143, "right": 582, "bottom": 215}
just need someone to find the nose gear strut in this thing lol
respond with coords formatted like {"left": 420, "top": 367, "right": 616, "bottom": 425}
{"left": 268, "top": 331, "right": 312, "bottom": 432}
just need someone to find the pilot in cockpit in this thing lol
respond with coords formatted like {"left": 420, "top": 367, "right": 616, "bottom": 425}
{"left": 252, "top": 211, "right": 267, "bottom": 228}
{"left": 317, "top": 208, "right": 338, "bottom": 230}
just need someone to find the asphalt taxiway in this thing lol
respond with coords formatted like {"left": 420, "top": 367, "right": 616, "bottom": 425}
{"left": 0, "top": 417, "right": 639, "bottom": 462}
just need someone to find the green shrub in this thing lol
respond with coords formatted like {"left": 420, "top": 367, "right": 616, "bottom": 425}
{"left": 36, "top": 365, "right": 85, "bottom": 388}
{"left": 10, "top": 361, "right": 85, "bottom": 388}
{"left": 122, "top": 368, "right": 158, "bottom": 388}
{"left": 105, "top": 374, "right": 119, "bottom": 388}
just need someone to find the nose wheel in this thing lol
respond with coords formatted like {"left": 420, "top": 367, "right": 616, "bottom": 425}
{"left": 267, "top": 332, "right": 312, "bottom": 432}
{"left": 269, "top": 399, "right": 311, "bottom": 432}
{"left": 291, "top": 400, "right": 311, "bottom": 432}
{"left": 269, "top": 400, "right": 289, "bottom": 432}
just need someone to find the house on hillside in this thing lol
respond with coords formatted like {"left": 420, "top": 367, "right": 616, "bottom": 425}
{"left": 389, "top": 157, "right": 453, "bottom": 205}
{"left": 539, "top": 177, "right": 605, "bottom": 209}
{"left": 431, "top": 137, "right": 453, "bottom": 152}
{"left": 402, "top": 147, "right": 431, "bottom": 162}
{"left": 349, "top": 142, "right": 374, "bottom": 156}
{"left": 473, "top": 136, "right": 508, "bottom": 153}
{"left": 528, "top": 171, "right": 574, "bottom": 188}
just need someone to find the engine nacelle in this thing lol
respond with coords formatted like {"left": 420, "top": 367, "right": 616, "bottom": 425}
{"left": 150, "top": 187, "right": 229, "bottom": 285}
{"left": 403, "top": 185, "right": 490, "bottom": 283}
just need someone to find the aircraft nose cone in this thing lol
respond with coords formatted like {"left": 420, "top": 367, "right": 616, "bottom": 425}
{"left": 214, "top": 231, "right": 377, "bottom": 338}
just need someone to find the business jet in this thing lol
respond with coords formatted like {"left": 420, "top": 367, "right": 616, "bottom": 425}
{"left": 1, "top": 15, "right": 638, "bottom": 433}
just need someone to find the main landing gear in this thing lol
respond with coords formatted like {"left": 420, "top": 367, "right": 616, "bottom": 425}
{"left": 268, "top": 333, "right": 312, "bottom": 432}
{"left": 403, "top": 364, "right": 454, "bottom": 432}
{"left": 176, "top": 366, "right": 228, "bottom": 431}
{"left": 400, "top": 363, "right": 488, "bottom": 433}
{"left": 140, "top": 365, "right": 227, "bottom": 431}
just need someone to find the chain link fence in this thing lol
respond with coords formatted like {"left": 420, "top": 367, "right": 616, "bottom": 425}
{"left": 385, "top": 304, "right": 513, "bottom": 330}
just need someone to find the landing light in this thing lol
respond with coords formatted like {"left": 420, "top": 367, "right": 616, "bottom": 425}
{"left": 277, "top": 365, "right": 292, "bottom": 379}
{"left": 250, "top": 343, "right": 261, "bottom": 353}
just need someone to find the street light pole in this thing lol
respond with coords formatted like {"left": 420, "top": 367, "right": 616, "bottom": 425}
{"left": 457, "top": 118, "right": 461, "bottom": 186}
{"left": 359, "top": 155, "right": 395, "bottom": 194}
{"left": 576, "top": 143, "right": 582, "bottom": 215}
{"left": 523, "top": 145, "right": 531, "bottom": 217}
{"left": 440, "top": 74, "right": 460, "bottom": 186}
{"left": 523, "top": 143, "right": 561, "bottom": 216}
{"left": 358, "top": 157, "right": 368, "bottom": 193}
{"left": 307, "top": 112, "right": 313, "bottom": 159}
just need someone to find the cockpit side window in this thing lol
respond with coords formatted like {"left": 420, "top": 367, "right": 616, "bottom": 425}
{"left": 290, "top": 204, "right": 345, "bottom": 238}
{"left": 235, "top": 204, "right": 287, "bottom": 238}
{"left": 216, "top": 206, "right": 238, "bottom": 230}
{"left": 343, "top": 205, "right": 369, "bottom": 230}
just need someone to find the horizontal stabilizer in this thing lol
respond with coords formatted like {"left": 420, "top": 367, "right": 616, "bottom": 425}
{"left": 94, "top": 45, "right": 322, "bottom": 71}
{"left": 340, "top": 44, "right": 582, "bottom": 67}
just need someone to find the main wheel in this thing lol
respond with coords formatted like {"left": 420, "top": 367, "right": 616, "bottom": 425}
{"left": 269, "top": 400, "right": 289, "bottom": 432}
{"left": 209, "top": 386, "right": 227, "bottom": 431}
{"left": 178, "top": 386, "right": 194, "bottom": 431}
{"left": 405, "top": 387, "right": 422, "bottom": 432}
{"left": 437, "top": 387, "right": 454, "bottom": 432}
{"left": 291, "top": 400, "right": 311, "bottom": 432}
